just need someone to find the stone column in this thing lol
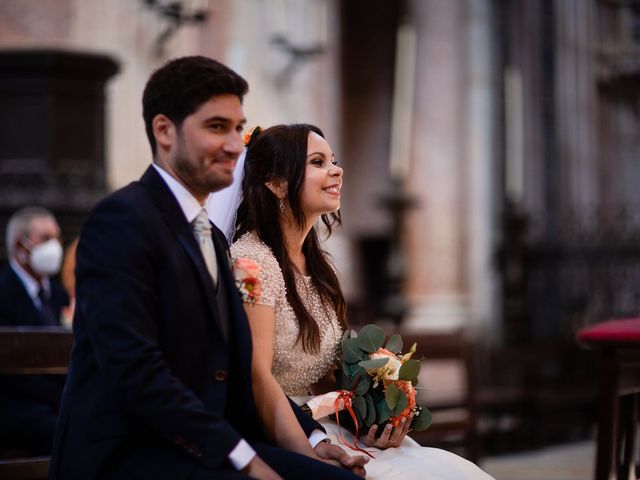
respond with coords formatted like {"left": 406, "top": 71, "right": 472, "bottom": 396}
{"left": 403, "top": 0, "right": 469, "bottom": 332}
{"left": 464, "top": 0, "right": 500, "bottom": 338}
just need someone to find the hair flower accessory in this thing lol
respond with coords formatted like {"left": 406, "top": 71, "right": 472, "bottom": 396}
{"left": 232, "top": 257, "right": 262, "bottom": 305}
{"left": 243, "top": 126, "right": 262, "bottom": 147}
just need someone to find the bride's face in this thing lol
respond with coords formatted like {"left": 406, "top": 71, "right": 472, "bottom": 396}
{"left": 299, "top": 132, "right": 343, "bottom": 220}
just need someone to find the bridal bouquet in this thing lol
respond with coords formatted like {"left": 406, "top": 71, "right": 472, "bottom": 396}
{"left": 333, "top": 324, "right": 432, "bottom": 437}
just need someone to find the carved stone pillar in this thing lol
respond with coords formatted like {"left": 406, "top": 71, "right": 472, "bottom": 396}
{"left": 403, "top": 0, "right": 469, "bottom": 332}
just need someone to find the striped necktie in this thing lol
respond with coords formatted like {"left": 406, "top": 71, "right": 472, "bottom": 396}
{"left": 192, "top": 208, "right": 218, "bottom": 286}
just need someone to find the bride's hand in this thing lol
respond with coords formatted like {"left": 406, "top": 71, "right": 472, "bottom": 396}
{"left": 361, "top": 413, "right": 413, "bottom": 449}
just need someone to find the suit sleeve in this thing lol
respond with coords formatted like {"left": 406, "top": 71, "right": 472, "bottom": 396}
{"left": 76, "top": 197, "right": 246, "bottom": 471}
{"left": 288, "top": 397, "right": 325, "bottom": 437}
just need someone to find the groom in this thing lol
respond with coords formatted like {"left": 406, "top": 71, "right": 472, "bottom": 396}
{"left": 50, "top": 56, "right": 366, "bottom": 479}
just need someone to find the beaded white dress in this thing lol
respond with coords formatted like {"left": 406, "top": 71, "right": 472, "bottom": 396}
{"left": 231, "top": 232, "right": 495, "bottom": 480}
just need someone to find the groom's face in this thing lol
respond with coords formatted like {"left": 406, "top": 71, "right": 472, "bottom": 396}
{"left": 170, "top": 94, "right": 246, "bottom": 202}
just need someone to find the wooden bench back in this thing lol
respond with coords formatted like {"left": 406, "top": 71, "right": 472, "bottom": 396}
{"left": 0, "top": 326, "right": 73, "bottom": 480}
{"left": 0, "top": 327, "right": 73, "bottom": 374}
{"left": 400, "top": 330, "right": 480, "bottom": 462}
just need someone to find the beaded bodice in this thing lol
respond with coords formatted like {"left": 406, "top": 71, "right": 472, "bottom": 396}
{"left": 231, "top": 231, "right": 342, "bottom": 396}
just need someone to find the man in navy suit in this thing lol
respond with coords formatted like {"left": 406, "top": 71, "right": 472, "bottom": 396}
{"left": 50, "top": 56, "right": 366, "bottom": 479}
{"left": 0, "top": 206, "right": 70, "bottom": 455}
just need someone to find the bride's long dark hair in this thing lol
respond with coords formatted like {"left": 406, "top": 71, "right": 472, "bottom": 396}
{"left": 234, "top": 124, "right": 346, "bottom": 353}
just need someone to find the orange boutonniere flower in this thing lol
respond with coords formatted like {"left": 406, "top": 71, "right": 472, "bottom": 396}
{"left": 233, "top": 257, "right": 262, "bottom": 305}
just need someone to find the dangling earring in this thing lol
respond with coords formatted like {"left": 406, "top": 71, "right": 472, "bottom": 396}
{"left": 279, "top": 198, "right": 285, "bottom": 213}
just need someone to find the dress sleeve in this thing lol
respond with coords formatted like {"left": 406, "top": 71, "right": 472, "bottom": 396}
{"left": 231, "top": 237, "right": 285, "bottom": 309}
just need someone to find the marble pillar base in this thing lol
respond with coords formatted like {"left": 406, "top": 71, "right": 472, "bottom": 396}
{"left": 402, "top": 293, "right": 469, "bottom": 332}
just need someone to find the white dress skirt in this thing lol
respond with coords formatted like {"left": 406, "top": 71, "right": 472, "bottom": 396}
{"left": 292, "top": 396, "right": 495, "bottom": 480}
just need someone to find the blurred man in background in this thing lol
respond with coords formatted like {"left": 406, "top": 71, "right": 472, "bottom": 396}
{"left": 0, "top": 206, "right": 69, "bottom": 455}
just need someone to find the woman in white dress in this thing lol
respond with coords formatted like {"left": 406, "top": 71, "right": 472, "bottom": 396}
{"left": 222, "top": 124, "right": 494, "bottom": 479}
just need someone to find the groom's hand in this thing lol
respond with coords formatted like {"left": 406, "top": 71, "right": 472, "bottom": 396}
{"left": 242, "top": 456, "right": 283, "bottom": 480}
{"left": 314, "top": 440, "right": 368, "bottom": 478}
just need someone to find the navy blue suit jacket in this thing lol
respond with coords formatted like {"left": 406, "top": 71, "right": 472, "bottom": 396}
{"left": 0, "top": 265, "right": 69, "bottom": 328}
{"left": 50, "top": 167, "right": 321, "bottom": 479}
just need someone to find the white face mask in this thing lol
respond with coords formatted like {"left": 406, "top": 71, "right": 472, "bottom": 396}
{"left": 29, "top": 238, "right": 63, "bottom": 276}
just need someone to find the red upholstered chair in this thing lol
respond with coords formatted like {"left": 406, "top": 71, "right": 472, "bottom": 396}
{"left": 577, "top": 318, "right": 640, "bottom": 480}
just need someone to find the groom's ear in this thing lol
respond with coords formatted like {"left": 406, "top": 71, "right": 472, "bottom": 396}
{"left": 152, "top": 114, "right": 176, "bottom": 152}
{"left": 264, "top": 180, "right": 287, "bottom": 199}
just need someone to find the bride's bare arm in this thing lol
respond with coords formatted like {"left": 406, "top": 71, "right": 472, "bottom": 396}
{"left": 244, "top": 303, "right": 320, "bottom": 459}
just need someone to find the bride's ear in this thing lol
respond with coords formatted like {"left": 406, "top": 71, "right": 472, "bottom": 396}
{"left": 264, "top": 180, "right": 287, "bottom": 200}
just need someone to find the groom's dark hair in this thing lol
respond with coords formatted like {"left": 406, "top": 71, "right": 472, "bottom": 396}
{"left": 142, "top": 56, "right": 248, "bottom": 156}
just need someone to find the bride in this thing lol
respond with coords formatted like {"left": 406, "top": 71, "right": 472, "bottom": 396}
{"left": 209, "top": 124, "right": 494, "bottom": 479}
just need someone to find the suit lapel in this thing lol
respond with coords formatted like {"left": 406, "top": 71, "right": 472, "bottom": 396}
{"left": 211, "top": 225, "right": 253, "bottom": 359}
{"left": 140, "top": 167, "right": 223, "bottom": 334}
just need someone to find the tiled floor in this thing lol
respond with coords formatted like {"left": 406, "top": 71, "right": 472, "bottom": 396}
{"left": 480, "top": 440, "right": 596, "bottom": 480}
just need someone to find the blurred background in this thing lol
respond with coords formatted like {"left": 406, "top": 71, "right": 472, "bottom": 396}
{"left": 1, "top": 0, "right": 639, "bottom": 474}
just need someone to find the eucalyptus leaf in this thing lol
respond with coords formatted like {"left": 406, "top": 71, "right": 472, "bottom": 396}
{"left": 385, "top": 334, "right": 403, "bottom": 353}
{"left": 385, "top": 383, "right": 401, "bottom": 410}
{"left": 341, "top": 328, "right": 352, "bottom": 344}
{"left": 355, "top": 373, "right": 372, "bottom": 396}
{"left": 364, "top": 394, "right": 376, "bottom": 427}
{"left": 346, "top": 363, "right": 365, "bottom": 379}
{"left": 342, "top": 363, "right": 355, "bottom": 378}
{"left": 411, "top": 407, "right": 433, "bottom": 431}
{"left": 352, "top": 395, "right": 367, "bottom": 420}
{"left": 335, "top": 369, "right": 350, "bottom": 390}
{"left": 399, "top": 359, "right": 420, "bottom": 381}
{"left": 356, "top": 324, "right": 385, "bottom": 353}
{"left": 342, "top": 338, "right": 364, "bottom": 364}
{"left": 358, "top": 357, "right": 389, "bottom": 370}
{"left": 375, "top": 396, "right": 391, "bottom": 424}
{"left": 393, "top": 391, "right": 408, "bottom": 416}
{"left": 355, "top": 409, "right": 364, "bottom": 429}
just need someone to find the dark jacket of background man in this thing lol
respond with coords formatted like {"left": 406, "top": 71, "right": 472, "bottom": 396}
{"left": 0, "top": 207, "right": 69, "bottom": 456}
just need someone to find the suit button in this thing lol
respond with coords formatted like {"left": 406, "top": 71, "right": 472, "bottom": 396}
{"left": 214, "top": 370, "right": 227, "bottom": 381}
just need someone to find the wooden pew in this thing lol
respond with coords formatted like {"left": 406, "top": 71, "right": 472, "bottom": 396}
{"left": 401, "top": 330, "right": 481, "bottom": 462}
{"left": 0, "top": 326, "right": 73, "bottom": 480}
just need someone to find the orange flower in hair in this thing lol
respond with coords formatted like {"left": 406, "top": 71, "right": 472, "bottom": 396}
{"left": 243, "top": 126, "right": 262, "bottom": 147}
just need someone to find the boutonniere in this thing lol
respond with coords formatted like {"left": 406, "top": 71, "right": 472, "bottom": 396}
{"left": 232, "top": 257, "right": 262, "bottom": 305}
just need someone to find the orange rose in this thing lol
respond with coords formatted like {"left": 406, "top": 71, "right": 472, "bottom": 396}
{"left": 368, "top": 347, "right": 402, "bottom": 383}
{"left": 234, "top": 257, "right": 261, "bottom": 278}
{"left": 233, "top": 257, "right": 262, "bottom": 304}
{"left": 388, "top": 380, "right": 416, "bottom": 426}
